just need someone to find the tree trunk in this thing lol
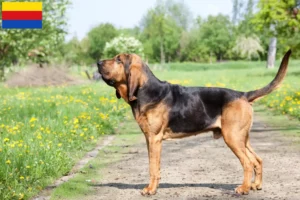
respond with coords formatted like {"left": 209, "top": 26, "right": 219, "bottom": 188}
{"left": 267, "top": 37, "right": 277, "bottom": 69}
{"left": 0, "top": 66, "right": 5, "bottom": 81}
{"left": 160, "top": 37, "right": 165, "bottom": 64}
{"left": 216, "top": 53, "right": 222, "bottom": 62}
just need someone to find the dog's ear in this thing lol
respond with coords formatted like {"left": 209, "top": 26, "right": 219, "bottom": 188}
{"left": 119, "top": 54, "right": 142, "bottom": 102}
{"left": 128, "top": 65, "right": 139, "bottom": 101}
{"left": 123, "top": 55, "right": 131, "bottom": 75}
{"left": 115, "top": 90, "right": 121, "bottom": 99}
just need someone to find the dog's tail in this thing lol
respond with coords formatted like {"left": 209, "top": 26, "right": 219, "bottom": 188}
{"left": 245, "top": 49, "right": 292, "bottom": 103}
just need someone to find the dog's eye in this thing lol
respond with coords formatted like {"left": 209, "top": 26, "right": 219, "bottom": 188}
{"left": 116, "top": 56, "right": 121, "bottom": 64}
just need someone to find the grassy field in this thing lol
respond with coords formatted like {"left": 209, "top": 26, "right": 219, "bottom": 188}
{"left": 1, "top": 57, "right": 299, "bottom": 200}
{"left": 0, "top": 84, "right": 129, "bottom": 199}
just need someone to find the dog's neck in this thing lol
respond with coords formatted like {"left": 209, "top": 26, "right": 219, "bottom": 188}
{"left": 130, "top": 64, "right": 171, "bottom": 118}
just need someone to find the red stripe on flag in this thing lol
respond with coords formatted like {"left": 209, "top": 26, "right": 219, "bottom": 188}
{"left": 2, "top": 11, "right": 42, "bottom": 20}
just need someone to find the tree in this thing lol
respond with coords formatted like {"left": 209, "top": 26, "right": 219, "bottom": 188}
{"left": 141, "top": 3, "right": 167, "bottom": 63}
{"left": 0, "top": 0, "right": 70, "bottom": 80}
{"left": 140, "top": 0, "right": 192, "bottom": 63}
{"left": 180, "top": 17, "right": 211, "bottom": 62}
{"left": 232, "top": 36, "right": 264, "bottom": 60}
{"left": 200, "top": 14, "right": 234, "bottom": 61}
{"left": 253, "top": 0, "right": 300, "bottom": 68}
{"left": 165, "top": 0, "right": 193, "bottom": 31}
{"left": 87, "top": 23, "right": 118, "bottom": 61}
{"left": 119, "top": 26, "right": 141, "bottom": 38}
{"left": 232, "top": 0, "right": 244, "bottom": 25}
{"left": 236, "top": 0, "right": 258, "bottom": 37}
{"left": 63, "top": 36, "right": 93, "bottom": 65}
{"left": 103, "top": 35, "right": 144, "bottom": 58}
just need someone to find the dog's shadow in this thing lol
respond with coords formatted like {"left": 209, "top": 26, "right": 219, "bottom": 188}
{"left": 92, "top": 182, "right": 238, "bottom": 191}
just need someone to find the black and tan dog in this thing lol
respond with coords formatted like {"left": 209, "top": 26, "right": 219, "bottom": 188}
{"left": 97, "top": 50, "right": 291, "bottom": 195}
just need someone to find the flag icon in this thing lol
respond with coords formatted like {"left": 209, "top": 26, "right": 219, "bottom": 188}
{"left": 1, "top": 2, "right": 43, "bottom": 29}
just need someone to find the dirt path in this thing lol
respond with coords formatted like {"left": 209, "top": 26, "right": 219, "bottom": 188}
{"left": 73, "top": 114, "right": 300, "bottom": 200}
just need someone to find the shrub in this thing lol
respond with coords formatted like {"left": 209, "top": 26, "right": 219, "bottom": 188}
{"left": 103, "top": 35, "right": 144, "bottom": 58}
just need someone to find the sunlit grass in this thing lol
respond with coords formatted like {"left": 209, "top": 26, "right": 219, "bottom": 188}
{"left": 0, "top": 83, "right": 128, "bottom": 200}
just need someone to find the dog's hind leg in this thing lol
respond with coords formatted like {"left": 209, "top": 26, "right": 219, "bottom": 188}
{"left": 221, "top": 99, "right": 254, "bottom": 195}
{"left": 246, "top": 141, "right": 263, "bottom": 190}
{"left": 223, "top": 134, "right": 253, "bottom": 194}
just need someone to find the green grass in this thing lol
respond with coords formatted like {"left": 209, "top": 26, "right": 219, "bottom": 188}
{"left": 0, "top": 83, "right": 128, "bottom": 200}
{"left": 165, "top": 59, "right": 300, "bottom": 71}
{"left": 254, "top": 104, "right": 300, "bottom": 138}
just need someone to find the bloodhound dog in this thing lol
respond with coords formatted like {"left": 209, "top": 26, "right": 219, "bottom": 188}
{"left": 97, "top": 50, "right": 291, "bottom": 195}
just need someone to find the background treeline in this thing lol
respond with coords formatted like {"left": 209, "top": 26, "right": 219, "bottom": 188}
{"left": 0, "top": 0, "right": 300, "bottom": 78}
{"left": 63, "top": 0, "right": 300, "bottom": 65}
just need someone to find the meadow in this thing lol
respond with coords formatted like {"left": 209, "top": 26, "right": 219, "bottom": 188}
{"left": 1, "top": 57, "right": 300, "bottom": 200}
{"left": 0, "top": 84, "right": 129, "bottom": 199}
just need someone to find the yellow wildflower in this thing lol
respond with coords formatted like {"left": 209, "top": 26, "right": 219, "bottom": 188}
{"left": 73, "top": 118, "right": 79, "bottom": 124}
{"left": 29, "top": 117, "right": 37, "bottom": 123}
{"left": 36, "top": 134, "right": 42, "bottom": 140}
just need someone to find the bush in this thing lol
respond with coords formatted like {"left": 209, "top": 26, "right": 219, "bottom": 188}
{"left": 103, "top": 35, "right": 144, "bottom": 58}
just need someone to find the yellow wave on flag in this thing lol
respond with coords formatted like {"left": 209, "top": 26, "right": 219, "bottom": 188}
{"left": 2, "top": 2, "right": 42, "bottom": 11}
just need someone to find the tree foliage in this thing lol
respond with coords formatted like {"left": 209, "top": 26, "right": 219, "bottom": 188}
{"left": 200, "top": 14, "right": 234, "bottom": 61}
{"left": 103, "top": 35, "right": 144, "bottom": 58}
{"left": 63, "top": 37, "right": 93, "bottom": 65}
{"left": 253, "top": 0, "right": 300, "bottom": 61}
{"left": 0, "top": 0, "right": 70, "bottom": 79}
{"left": 140, "top": 0, "right": 192, "bottom": 63}
{"left": 253, "top": 0, "right": 300, "bottom": 37}
{"left": 232, "top": 36, "right": 264, "bottom": 60}
{"left": 87, "top": 23, "right": 118, "bottom": 61}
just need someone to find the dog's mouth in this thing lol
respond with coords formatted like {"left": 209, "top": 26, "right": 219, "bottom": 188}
{"left": 101, "top": 76, "right": 116, "bottom": 86}
{"left": 99, "top": 69, "right": 109, "bottom": 76}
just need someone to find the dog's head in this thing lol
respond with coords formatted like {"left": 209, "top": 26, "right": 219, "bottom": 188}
{"left": 97, "top": 54, "right": 146, "bottom": 102}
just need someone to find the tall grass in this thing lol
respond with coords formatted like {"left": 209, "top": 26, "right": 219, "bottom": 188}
{"left": 0, "top": 84, "right": 127, "bottom": 199}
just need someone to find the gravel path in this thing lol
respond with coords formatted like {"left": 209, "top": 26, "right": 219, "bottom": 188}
{"left": 73, "top": 114, "right": 300, "bottom": 200}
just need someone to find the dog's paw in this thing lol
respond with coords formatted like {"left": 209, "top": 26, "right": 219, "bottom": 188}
{"left": 141, "top": 186, "right": 157, "bottom": 196}
{"left": 250, "top": 182, "right": 262, "bottom": 191}
{"left": 235, "top": 185, "right": 250, "bottom": 195}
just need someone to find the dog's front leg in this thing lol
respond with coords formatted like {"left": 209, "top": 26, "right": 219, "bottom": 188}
{"left": 141, "top": 133, "right": 162, "bottom": 195}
